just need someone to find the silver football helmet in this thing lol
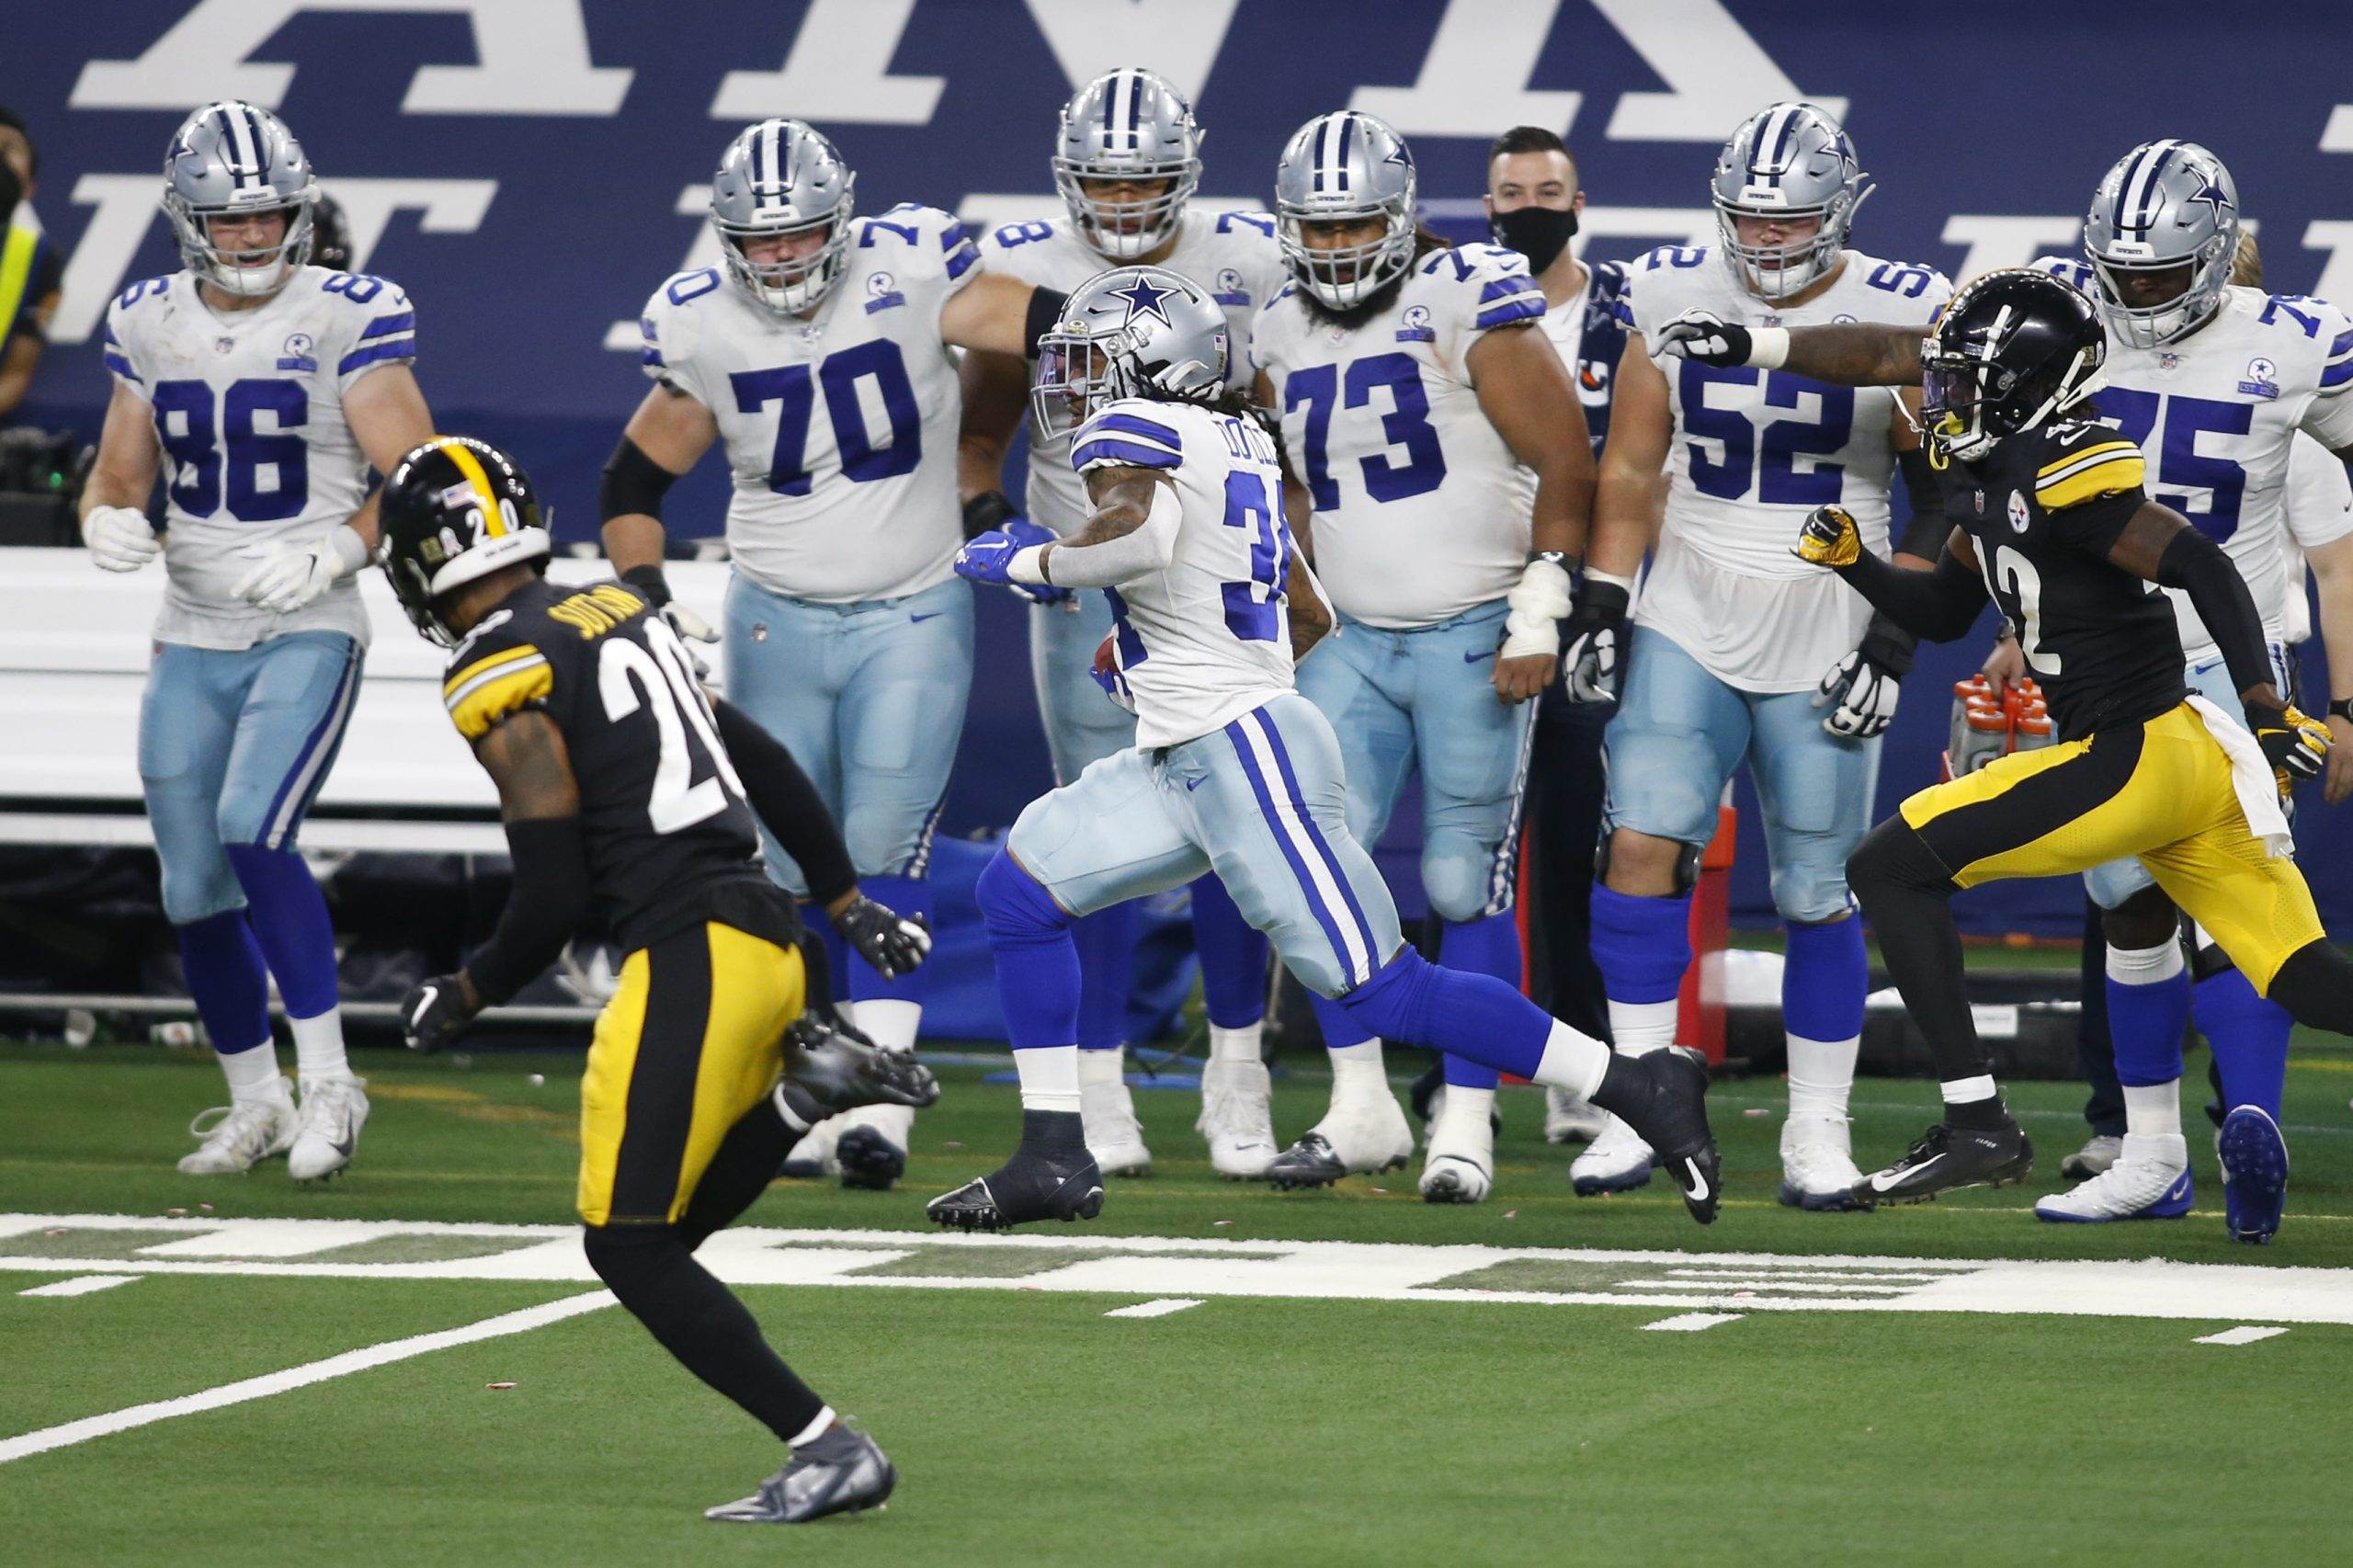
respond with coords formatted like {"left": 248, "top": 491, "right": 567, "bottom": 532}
{"left": 1030, "top": 266, "right": 1229, "bottom": 439}
{"left": 710, "top": 119, "right": 857, "bottom": 317}
{"left": 1053, "top": 68, "right": 1203, "bottom": 261}
{"left": 2083, "top": 140, "right": 2240, "bottom": 350}
{"left": 1710, "top": 102, "right": 1871, "bottom": 301}
{"left": 1274, "top": 110, "right": 1418, "bottom": 310}
{"left": 162, "top": 101, "right": 316, "bottom": 299}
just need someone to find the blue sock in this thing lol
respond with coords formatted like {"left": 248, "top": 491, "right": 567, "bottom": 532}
{"left": 847, "top": 874, "right": 927, "bottom": 1006}
{"left": 976, "top": 851, "right": 1079, "bottom": 1051}
{"left": 175, "top": 909, "right": 272, "bottom": 1055}
{"left": 1191, "top": 874, "right": 1269, "bottom": 1029}
{"left": 1074, "top": 903, "right": 1136, "bottom": 1052}
{"left": 1437, "top": 914, "right": 1523, "bottom": 1090}
{"left": 1336, "top": 948, "right": 1552, "bottom": 1079}
{"left": 2108, "top": 946, "right": 2190, "bottom": 1088}
{"left": 1311, "top": 991, "right": 1375, "bottom": 1051}
{"left": 222, "top": 845, "right": 338, "bottom": 1018}
{"left": 1588, "top": 884, "right": 1691, "bottom": 1006}
{"left": 1782, "top": 915, "right": 1867, "bottom": 1043}
{"left": 2196, "top": 968, "right": 2291, "bottom": 1119}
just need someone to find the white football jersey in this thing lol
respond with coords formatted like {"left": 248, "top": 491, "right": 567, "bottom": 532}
{"left": 1070, "top": 397, "right": 1293, "bottom": 748}
{"left": 639, "top": 203, "right": 980, "bottom": 604}
{"left": 982, "top": 210, "right": 1283, "bottom": 539}
{"left": 2280, "top": 432, "right": 2353, "bottom": 644}
{"left": 104, "top": 265, "right": 416, "bottom": 650}
{"left": 2035, "top": 259, "right": 2353, "bottom": 665}
{"left": 1620, "top": 246, "right": 1952, "bottom": 690}
{"left": 1254, "top": 244, "right": 1545, "bottom": 629}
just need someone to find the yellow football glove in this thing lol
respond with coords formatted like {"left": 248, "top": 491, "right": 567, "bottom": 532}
{"left": 2251, "top": 701, "right": 2333, "bottom": 798}
{"left": 1793, "top": 505, "right": 1863, "bottom": 569}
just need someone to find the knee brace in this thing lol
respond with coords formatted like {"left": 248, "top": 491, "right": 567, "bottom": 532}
{"left": 976, "top": 848, "right": 1072, "bottom": 948}
{"left": 1594, "top": 832, "right": 1703, "bottom": 895}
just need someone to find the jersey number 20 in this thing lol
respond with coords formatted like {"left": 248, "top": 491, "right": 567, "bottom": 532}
{"left": 599, "top": 619, "right": 745, "bottom": 835}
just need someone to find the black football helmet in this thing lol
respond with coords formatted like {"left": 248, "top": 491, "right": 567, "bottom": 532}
{"left": 377, "top": 436, "right": 551, "bottom": 645}
{"left": 1920, "top": 267, "right": 2107, "bottom": 463}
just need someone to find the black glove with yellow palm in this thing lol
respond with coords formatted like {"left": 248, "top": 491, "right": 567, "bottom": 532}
{"left": 2245, "top": 697, "right": 2334, "bottom": 798}
{"left": 1791, "top": 504, "right": 1864, "bottom": 570}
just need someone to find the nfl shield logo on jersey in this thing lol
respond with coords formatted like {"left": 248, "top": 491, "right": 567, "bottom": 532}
{"left": 2006, "top": 491, "right": 2030, "bottom": 533}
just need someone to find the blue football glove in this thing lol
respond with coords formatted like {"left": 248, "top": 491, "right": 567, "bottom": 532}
{"left": 954, "top": 517, "right": 1070, "bottom": 605}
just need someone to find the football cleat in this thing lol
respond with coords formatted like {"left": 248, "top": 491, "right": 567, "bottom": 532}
{"left": 835, "top": 1120, "right": 907, "bottom": 1192}
{"left": 1611, "top": 1048, "right": 1721, "bottom": 1224}
{"left": 2217, "top": 1105, "right": 2290, "bottom": 1245}
{"left": 926, "top": 1147, "right": 1105, "bottom": 1233}
{"left": 1081, "top": 1078, "right": 1152, "bottom": 1177}
{"left": 778, "top": 1015, "right": 939, "bottom": 1121}
{"left": 2061, "top": 1133, "right": 2122, "bottom": 1179}
{"left": 1265, "top": 1089, "right": 1413, "bottom": 1189}
{"left": 778, "top": 1118, "right": 839, "bottom": 1182}
{"left": 706, "top": 1425, "right": 896, "bottom": 1525}
{"left": 1853, "top": 1118, "right": 2033, "bottom": 1207}
{"left": 1195, "top": 1058, "right": 1278, "bottom": 1179}
{"left": 287, "top": 1074, "right": 369, "bottom": 1183}
{"left": 1569, "top": 1116, "right": 1654, "bottom": 1197}
{"left": 2034, "top": 1132, "right": 2191, "bottom": 1223}
{"left": 1544, "top": 1085, "right": 1611, "bottom": 1144}
{"left": 1417, "top": 1085, "right": 1495, "bottom": 1204}
{"left": 1778, "top": 1111, "right": 1864, "bottom": 1212}
{"left": 177, "top": 1092, "right": 297, "bottom": 1175}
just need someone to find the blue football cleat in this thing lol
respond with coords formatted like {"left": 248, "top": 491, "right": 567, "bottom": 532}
{"left": 2218, "top": 1106, "right": 2290, "bottom": 1245}
{"left": 2033, "top": 1133, "right": 2191, "bottom": 1222}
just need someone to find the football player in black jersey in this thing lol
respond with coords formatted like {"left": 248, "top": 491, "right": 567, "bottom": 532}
{"left": 1653, "top": 269, "right": 2352, "bottom": 1205}
{"left": 377, "top": 437, "right": 938, "bottom": 1526}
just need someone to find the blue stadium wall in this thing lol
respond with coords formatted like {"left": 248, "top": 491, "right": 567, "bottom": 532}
{"left": 17, "top": 0, "right": 2349, "bottom": 937}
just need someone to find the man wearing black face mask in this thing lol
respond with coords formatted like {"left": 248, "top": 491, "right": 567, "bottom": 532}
{"left": 1491, "top": 125, "right": 1630, "bottom": 1145}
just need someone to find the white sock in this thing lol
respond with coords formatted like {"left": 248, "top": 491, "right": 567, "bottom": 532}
{"left": 1785, "top": 1032, "right": 1858, "bottom": 1120}
{"left": 2107, "top": 938, "right": 2185, "bottom": 986}
{"left": 1015, "top": 1044, "right": 1081, "bottom": 1112}
{"left": 290, "top": 1009, "right": 351, "bottom": 1083}
{"left": 1207, "top": 1020, "right": 1263, "bottom": 1064}
{"left": 1432, "top": 1083, "right": 1495, "bottom": 1140}
{"left": 1532, "top": 1019, "right": 1611, "bottom": 1099}
{"left": 2121, "top": 1079, "right": 2183, "bottom": 1140}
{"left": 854, "top": 999, "right": 921, "bottom": 1053}
{"left": 787, "top": 1404, "right": 836, "bottom": 1449}
{"left": 1607, "top": 998, "right": 1677, "bottom": 1056}
{"left": 1078, "top": 1045, "right": 1126, "bottom": 1086}
{"left": 219, "top": 1044, "right": 287, "bottom": 1104}
{"left": 1940, "top": 1074, "right": 1999, "bottom": 1106}
{"left": 1329, "top": 1041, "right": 1386, "bottom": 1098}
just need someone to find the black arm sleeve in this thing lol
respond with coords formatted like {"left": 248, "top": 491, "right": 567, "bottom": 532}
{"left": 710, "top": 697, "right": 858, "bottom": 907}
{"left": 2155, "top": 525, "right": 2278, "bottom": 699}
{"left": 1833, "top": 547, "right": 1991, "bottom": 644}
{"left": 599, "top": 435, "right": 682, "bottom": 525}
{"left": 1024, "top": 286, "right": 1069, "bottom": 358}
{"left": 1895, "top": 449, "right": 1950, "bottom": 559}
{"left": 465, "top": 816, "right": 594, "bottom": 1006}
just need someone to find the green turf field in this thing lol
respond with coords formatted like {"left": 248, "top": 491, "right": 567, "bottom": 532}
{"left": 6, "top": 1030, "right": 2353, "bottom": 1564}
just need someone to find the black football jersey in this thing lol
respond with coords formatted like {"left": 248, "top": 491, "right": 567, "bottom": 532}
{"left": 440, "top": 577, "right": 796, "bottom": 954}
{"left": 1938, "top": 415, "right": 2188, "bottom": 741}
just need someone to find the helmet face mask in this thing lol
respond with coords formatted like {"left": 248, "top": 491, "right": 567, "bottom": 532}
{"left": 710, "top": 119, "right": 857, "bottom": 317}
{"left": 1920, "top": 269, "right": 2108, "bottom": 463}
{"left": 1710, "top": 102, "right": 1870, "bottom": 302}
{"left": 2084, "top": 141, "right": 2238, "bottom": 350}
{"left": 377, "top": 437, "right": 553, "bottom": 647}
{"left": 1274, "top": 111, "right": 1419, "bottom": 311}
{"left": 1053, "top": 68, "right": 1202, "bottom": 260}
{"left": 1029, "top": 266, "right": 1229, "bottom": 440}
{"left": 163, "top": 101, "right": 317, "bottom": 299}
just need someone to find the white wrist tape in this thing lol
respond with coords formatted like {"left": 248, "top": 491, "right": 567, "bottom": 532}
{"left": 1007, "top": 544, "right": 1050, "bottom": 585}
{"left": 1748, "top": 325, "right": 1790, "bottom": 370}
{"left": 1500, "top": 556, "right": 1574, "bottom": 658}
{"left": 326, "top": 523, "right": 370, "bottom": 579}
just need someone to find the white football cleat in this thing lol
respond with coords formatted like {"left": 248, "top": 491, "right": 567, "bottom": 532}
{"left": 178, "top": 1093, "right": 297, "bottom": 1175}
{"left": 1265, "top": 1087, "right": 1414, "bottom": 1189}
{"left": 288, "top": 1074, "right": 369, "bottom": 1182}
{"left": 1777, "top": 1111, "right": 1863, "bottom": 1211}
{"left": 1196, "top": 1058, "right": 1278, "bottom": 1178}
{"left": 2034, "top": 1132, "right": 2193, "bottom": 1223}
{"left": 1082, "top": 1078, "right": 1153, "bottom": 1176}
{"left": 1569, "top": 1114, "right": 1654, "bottom": 1196}
{"left": 779, "top": 1116, "right": 842, "bottom": 1179}
{"left": 1544, "top": 1086, "right": 1610, "bottom": 1144}
{"left": 2061, "top": 1133, "right": 2122, "bottom": 1179}
{"left": 1418, "top": 1086, "right": 1494, "bottom": 1204}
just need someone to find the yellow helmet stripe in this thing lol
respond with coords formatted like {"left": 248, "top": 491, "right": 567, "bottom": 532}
{"left": 436, "top": 437, "right": 507, "bottom": 538}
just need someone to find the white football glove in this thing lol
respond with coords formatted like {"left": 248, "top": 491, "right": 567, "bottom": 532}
{"left": 1813, "top": 647, "right": 1904, "bottom": 739}
{"left": 233, "top": 525, "right": 369, "bottom": 614}
{"left": 85, "top": 506, "right": 162, "bottom": 573}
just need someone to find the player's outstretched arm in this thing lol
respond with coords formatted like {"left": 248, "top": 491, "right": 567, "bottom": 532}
{"left": 1470, "top": 323, "right": 1594, "bottom": 704}
{"left": 941, "top": 274, "right": 1065, "bottom": 358}
{"left": 1793, "top": 506, "right": 1989, "bottom": 642}
{"left": 964, "top": 466, "right": 1176, "bottom": 592}
{"left": 1654, "top": 309, "right": 1925, "bottom": 387}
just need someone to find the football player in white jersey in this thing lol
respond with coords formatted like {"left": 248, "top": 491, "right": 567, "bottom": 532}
{"left": 1248, "top": 110, "right": 1593, "bottom": 1203}
{"left": 1560, "top": 103, "right": 1952, "bottom": 1210}
{"left": 602, "top": 120, "right": 1056, "bottom": 1191}
{"left": 956, "top": 68, "right": 1290, "bottom": 1179}
{"left": 927, "top": 267, "right": 1718, "bottom": 1232}
{"left": 79, "top": 102, "right": 434, "bottom": 1179}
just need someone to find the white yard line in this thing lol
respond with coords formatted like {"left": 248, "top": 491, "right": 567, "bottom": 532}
{"left": 1643, "top": 1312, "right": 1743, "bottom": 1332}
{"left": 1104, "top": 1298, "right": 1204, "bottom": 1319}
{"left": 2193, "top": 1325, "right": 2290, "bottom": 1346}
{"left": 17, "top": 1275, "right": 137, "bottom": 1298}
{"left": 0, "top": 1290, "right": 614, "bottom": 1466}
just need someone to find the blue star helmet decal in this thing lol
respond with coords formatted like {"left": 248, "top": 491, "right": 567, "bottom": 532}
{"left": 1109, "top": 273, "right": 1176, "bottom": 327}
{"left": 2185, "top": 174, "right": 2234, "bottom": 223}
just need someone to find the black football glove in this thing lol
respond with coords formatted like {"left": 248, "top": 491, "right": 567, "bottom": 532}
{"left": 832, "top": 893, "right": 932, "bottom": 981}
{"left": 2246, "top": 699, "right": 2333, "bottom": 797}
{"left": 400, "top": 972, "right": 478, "bottom": 1055}
{"left": 1652, "top": 309, "right": 1756, "bottom": 368}
{"left": 1561, "top": 576, "right": 1631, "bottom": 706}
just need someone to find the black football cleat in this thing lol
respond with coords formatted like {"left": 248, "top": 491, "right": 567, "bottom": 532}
{"left": 1263, "top": 1132, "right": 1348, "bottom": 1190}
{"left": 1852, "top": 1119, "right": 2033, "bottom": 1207}
{"left": 706, "top": 1426, "right": 896, "bottom": 1525}
{"left": 1614, "top": 1048, "right": 1720, "bottom": 1224}
{"left": 778, "top": 1013, "right": 939, "bottom": 1121}
{"left": 926, "top": 1148, "right": 1105, "bottom": 1233}
{"left": 835, "top": 1125, "right": 907, "bottom": 1192}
